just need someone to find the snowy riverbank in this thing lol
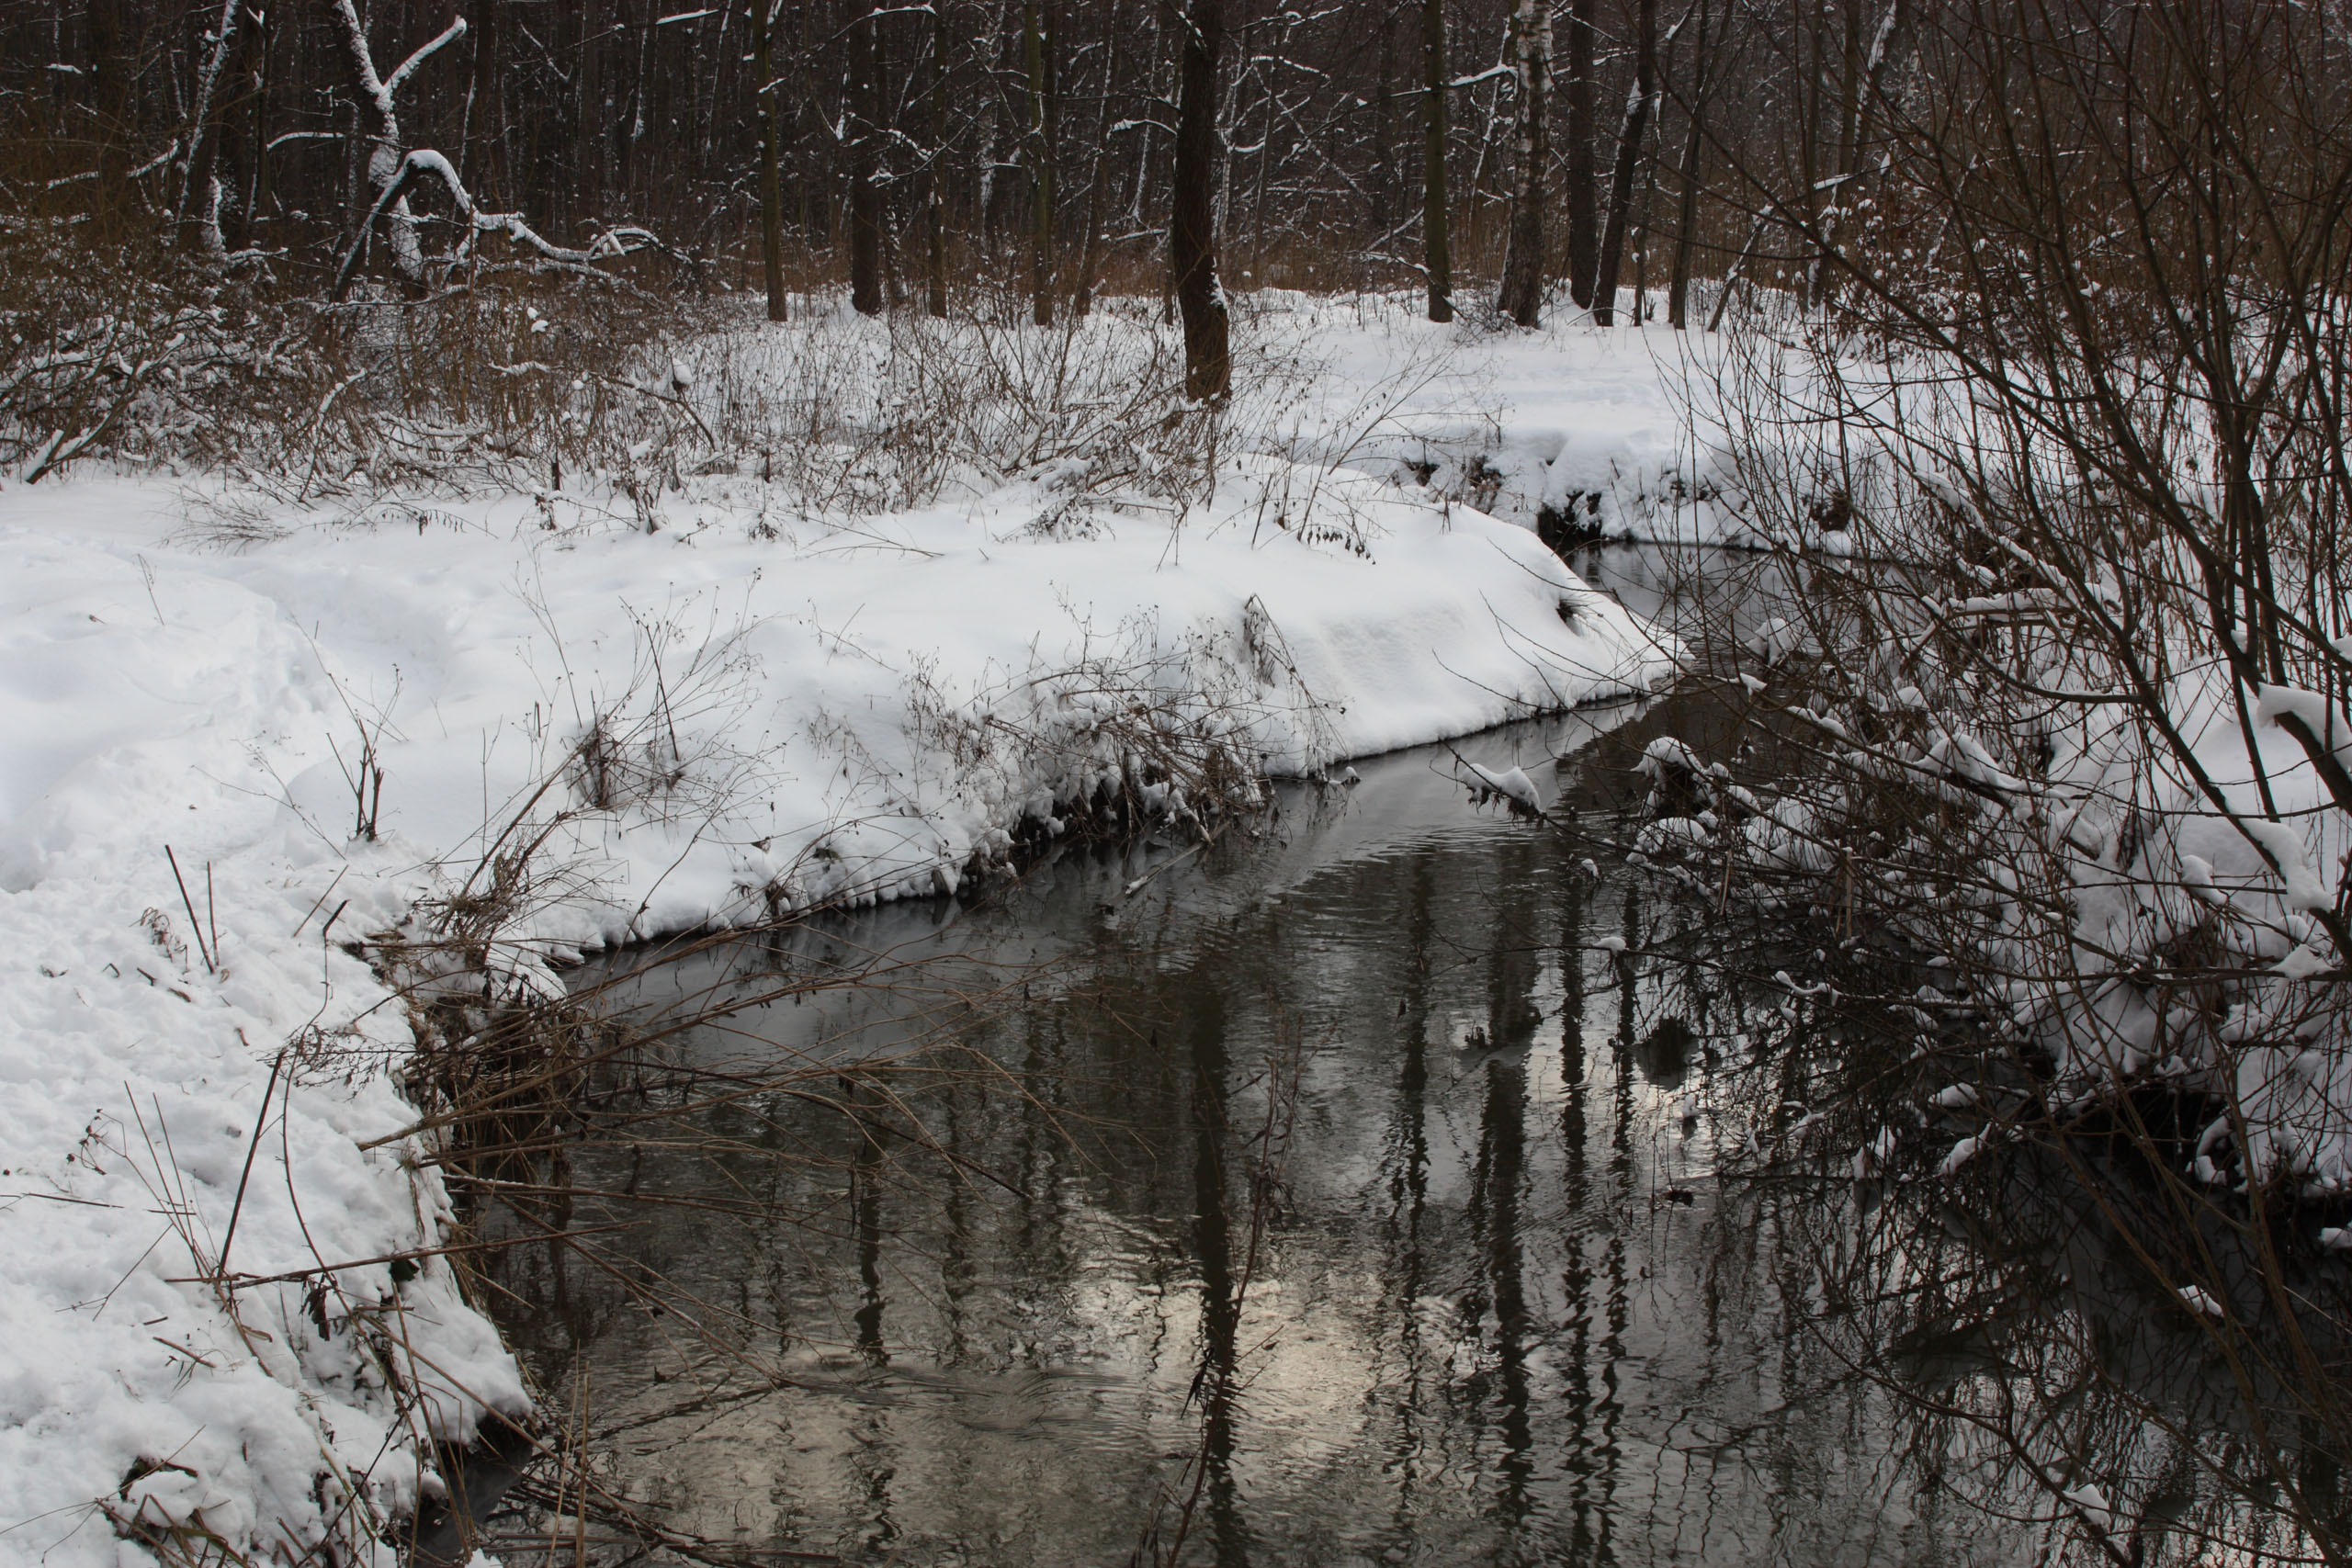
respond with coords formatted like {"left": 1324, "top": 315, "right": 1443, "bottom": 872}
{"left": 0, "top": 296, "right": 1682, "bottom": 1563}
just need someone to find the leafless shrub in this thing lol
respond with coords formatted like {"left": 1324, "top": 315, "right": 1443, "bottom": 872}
{"left": 0, "top": 225, "right": 310, "bottom": 481}
{"left": 1601, "top": 0, "right": 2352, "bottom": 1547}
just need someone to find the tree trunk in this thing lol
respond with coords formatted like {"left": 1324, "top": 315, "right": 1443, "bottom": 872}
{"left": 1171, "top": 0, "right": 1230, "bottom": 399}
{"left": 465, "top": 0, "right": 502, "bottom": 197}
{"left": 1667, "top": 0, "right": 1713, "bottom": 329}
{"left": 1073, "top": 0, "right": 1122, "bottom": 317}
{"left": 927, "top": 0, "right": 951, "bottom": 317}
{"left": 178, "top": 0, "right": 247, "bottom": 256}
{"left": 226, "top": 5, "right": 272, "bottom": 253}
{"left": 751, "top": 0, "right": 789, "bottom": 320}
{"left": 1809, "top": 0, "right": 1910, "bottom": 305}
{"left": 1024, "top": 0, "right": 1056, "bottom": 325}
{"left": 577, "top": 3, "right": 602, "bottom": 230}
{"left": 1564, "top": 0, "right": 1598, "bottom": 308}
{"left": 1846, "top": 0, "right": 1910, "bottom": 182}
{"left": 1629, "top": 134, "right": 1659, "bottom": 319}
{"left": 1835, "top": 0, "right": 1861, "bottom": 196}
{"left": 1372, "top": 11, "right": 1395, "bottom": 243}
{"left": 1420, "top": 0, "right": 1452, "bottom": 322}
{"left": 87, "top": 0, "right": 131, "bottom": 212}
{"left": 1496, "top": 0, "right": 1550, "bottom": 327}
{"left": 978, "top": 6, "right": 1006, "bottom": 254}
{"left": 332, "top": 0, "right": 454, "bottom": 287}
{"left": 849, "top": 1, "right": 886, "bottom": 315}
{"left": 1793, "top": 0, "right": 1823, "bottom": 304}
{"left": 1591, "top": 0, "right": 1657, "bottom": 327}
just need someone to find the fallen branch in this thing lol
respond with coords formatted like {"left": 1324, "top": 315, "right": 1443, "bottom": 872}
{"left": 331, "top": 149, "right": 662, "bottom": 302}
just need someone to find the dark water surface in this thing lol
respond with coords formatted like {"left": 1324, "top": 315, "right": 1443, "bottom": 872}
{"left": 485, "top": 548, "right": 2017, "bottom": 1565}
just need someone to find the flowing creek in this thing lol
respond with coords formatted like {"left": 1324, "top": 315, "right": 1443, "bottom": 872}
{"left": 470, "top": 548, "right": 2037, "bottom": 1564}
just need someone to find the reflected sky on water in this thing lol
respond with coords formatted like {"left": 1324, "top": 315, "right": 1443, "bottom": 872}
{"left": 485, "top": 547, "right": 2012, "bottom": 1566}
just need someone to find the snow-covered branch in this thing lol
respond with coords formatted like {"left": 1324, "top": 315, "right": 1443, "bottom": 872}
{"left": 383, "top": 16, "right": 469, "bottom": 105}
{"left": 324, "top": 4, "right": 657, "bottom": 298}
{"left": 330, "top": 149, "right": 658, "bottom": 299}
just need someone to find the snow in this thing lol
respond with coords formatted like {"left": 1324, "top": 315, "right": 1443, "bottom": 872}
{"left": 1461, "top": 761, "right": 1543, "bottom": 813}
{"left": 1620, "top": 300, "right": 2352, "bottom": 1214}
{"left": 2240, "top": 817, "right": 2338, "bottom": 915}
{"left": 2177, "top": 1284, "right": 2226, "bottom": 1320}
{"left": 1937, "top": 1134, "right": 1989, "bottom": 1178}
{"left": 0, "top": 293, "right": 1679, "bottom": 1558}
{"left": 2061, "top": 1483, "right": 2114, "bottom": 1539}
{"left": 1849, "top": 1126, "right": 1898, "bottom": 1179}
{"left": 1995, "top": 651, "right": 2352, "bottom": 1195}
{"left": 1189, "top": 288, "right": 1785, "bottom": 551}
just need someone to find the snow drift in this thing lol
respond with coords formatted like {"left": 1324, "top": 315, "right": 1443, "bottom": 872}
{"left": 0, "top": 293, "right": 1676, "bottom": 1562}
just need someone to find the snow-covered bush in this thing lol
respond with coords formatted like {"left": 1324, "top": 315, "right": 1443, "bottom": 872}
{"left": 1631, "top": 0, "right": 2352, "bottom": 1553}
{"left": 0, "top": 225, "right": 322, "bottom": 482}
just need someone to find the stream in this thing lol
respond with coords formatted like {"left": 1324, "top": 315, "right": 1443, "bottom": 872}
{"left": 461, "top": 547, "right": 2249, "bottom": 1565}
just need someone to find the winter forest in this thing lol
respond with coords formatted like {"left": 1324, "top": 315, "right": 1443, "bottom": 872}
{"left": 3, "top": 0, "right": 2350, "bottom": 1564}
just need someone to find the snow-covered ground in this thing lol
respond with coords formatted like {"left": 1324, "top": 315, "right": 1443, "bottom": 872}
{"left": 0, "top": 295, "right": 1683, "bottom": 1562}
{"left": 1294, "top": 290, "right": 1747, "bottom": 546}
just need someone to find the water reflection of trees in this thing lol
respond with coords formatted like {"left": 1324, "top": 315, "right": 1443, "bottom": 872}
{"left": 434, "top": 726, "right": 2346, "bottom": 1566}
{"left": 1560, "top": 690, "right": 2350, "bottom": 1567}
{"left": 1781, "top": 1117, "right": 2352, "bottom": 1566}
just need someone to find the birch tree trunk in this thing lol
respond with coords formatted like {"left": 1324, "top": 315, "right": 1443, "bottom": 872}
{"left": 1420, "top": 0, "right": 1453, "bottom": 322}
{"left": 750, "top": 0, "right": 788, "bottom": 321}
{"left": 1496, "top": 0, "right": 1551, "bottom": 327}
{"left": 1171, "top": 0, "right": 1230, "bottom": 399}
{"left": 1590, "top": 0, "right": 1657, "bottom": 327}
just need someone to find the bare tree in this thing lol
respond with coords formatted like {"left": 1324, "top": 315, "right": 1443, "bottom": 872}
{"left": 464, "top": 0, "right": 503, "bottom": 200}
{"left": 1072, "top": 0, "right": 1124, "bottom": 317}
{"left": 176, "top": 0, "right": 250, "bottom": 257}
{"left": 324, "top": 5, "right": 660, "bottom": 302}
{"left": 1805, "top": 0, "right": 1908, "bottom": 306}
{"left": 1591, "top": 0, "right": 1657, "bottom": 325}
{"left": 1564, "top": 0, "right": 1600, "bottom": 309}
{"left": 1687, "top": 0, "right": 2352, "bottom": 1551}
{"left": 331, "top": 0, "right": 468, "bottom": 288}
{"left": 223, "top": 1, "right": 273, "bottom": 254}
{"left": 1172, "top": 0, "right": 1229, "bottom": 399}
{"left": 1421, "top": 0, "right": 1453, "bottom": 322}
{"left": 927, "top": 0, "right": 951, "bottom": 318}
{"left": 849, "top": 0, "right": 886, "bottom": 317}
{"left": 750, "top": 0, "right": 788, "bottom": 321}
{"left": 85, "top": 0, "right": 134, "bottom": 210}
{"left": 1665, "top": 0, "right": 1713, "bottom": 329}
{"left": 1496, "top": 0, "right": 1551, "bottom": 326}
{"left": 1024, "top": 0, "right": 1055, "bottom": 325}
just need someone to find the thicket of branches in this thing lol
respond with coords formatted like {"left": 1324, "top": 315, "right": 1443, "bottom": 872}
{"left": 1586, "top": 0, "right": 2352, "bottom": 1555}
{"left": 1, "top": 0, "right": 1885, "bottom": 315}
